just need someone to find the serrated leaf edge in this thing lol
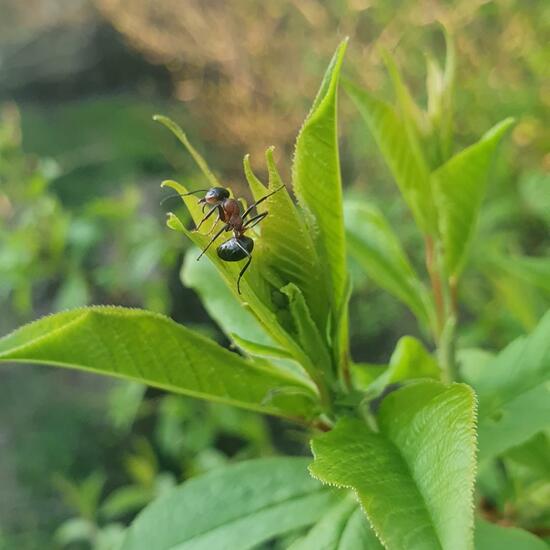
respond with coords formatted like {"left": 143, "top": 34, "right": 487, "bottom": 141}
{"left": 308, "top": 383, "right": 479, "bottom": 550}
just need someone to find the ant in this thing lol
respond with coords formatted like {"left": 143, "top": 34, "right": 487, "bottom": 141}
{"left": 162, "top": 185, "right": 283, "bottom": 294}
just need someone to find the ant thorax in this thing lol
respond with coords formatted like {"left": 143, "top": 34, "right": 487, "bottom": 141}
{"left": 222, "top": 199, "right": 244, "bottom": 231}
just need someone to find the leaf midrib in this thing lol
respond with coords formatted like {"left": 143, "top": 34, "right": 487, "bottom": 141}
{"left": 0, "top": 308, "right": 308, "bottom": 390}
{"left": 0, "top": 310, "right": 87, "bottom": 357}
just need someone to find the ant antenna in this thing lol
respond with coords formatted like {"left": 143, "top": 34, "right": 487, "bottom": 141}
{"left": 160, "top": 189, "right": 209, "bottom": 206}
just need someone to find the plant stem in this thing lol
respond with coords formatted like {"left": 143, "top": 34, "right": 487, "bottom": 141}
{"left": 425, "top": 235, "right": 445, "bottom": 338}
{"left": 437, "top": 315, "right": 458, "bottom": 383}
{"left": 449, "top": 274, "right": 459, "bottom": 317}
{"left": 312, "top": 417, "right": 333, "bottom": 432}
{"left": 340, "top": 351, "right": 352, "bottom": 393}
{"left": 309, "top": 370, "right": 333, "bottom": 414}
{"left": 425, "top": 235, "right": 459, "bottom": 382}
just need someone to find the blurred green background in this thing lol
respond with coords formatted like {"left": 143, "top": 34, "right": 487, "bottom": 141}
{"left": 0, "top": 1, "right": 548, "bottom": 548}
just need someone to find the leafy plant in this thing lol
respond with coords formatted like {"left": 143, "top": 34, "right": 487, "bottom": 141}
{"left": 1, "top": 35, "right": 548, "bottom": 549}
{"left": 0, "top": 104, "right": 179, "bottom": 322}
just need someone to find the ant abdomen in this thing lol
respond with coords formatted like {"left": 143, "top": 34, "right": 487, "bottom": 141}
{"left": 217, "top": 236, "right": 254, "bottom": 262}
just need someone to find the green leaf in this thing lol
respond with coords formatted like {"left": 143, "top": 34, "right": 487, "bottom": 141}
{"left": 153, "top": 115, "right": 221, "bottom": 188}
{"left": 457, "top": 348, "right": 495, "bottom": 387}
{"left": 181, "top": 247, "right": 273, "bottom": 346}
{"left": 495, "top": 254, "right": 550, "bottom": 295}
{"left": 310, "top": 381, "right": 477, "bottom": 550}
{"left": 292, "top": 39, "right": 348, "bottom": 317}
{"left": 107, "top": 380, "right": 146, "bottom": 432}
{"left": 101, "top": 486, "right": 153, "bottom": 520}
{"left": 505, "top": 431, "right": 550, "bottom": 479}
{"left": 121, "top": 457, "right": 339, "bottom": 550}
{"left": 229, "top": 334, "right": 294, "bottom": 360}
{"left": 473, "top": 310, "right": 550, "bottom": 462}
{"left": 432, "top": 118, "right": 515, "bottom": 276}
{"left": 0, "top": 307, "right": 317, "bottom": 419}
{"left": 289, "top": 497, "right": 384, "bottom": 550}
{"left": 55, "top": 518, "right": 96, "bottom": 546}
{"left": 366, "top": 336, "right": 439, "bottom": 397}
{"left": 345, "top": 80, "right": 435, "bottom": 234}
{"left": 474, "top": 519, "right": 547, "bottom": 550}
{"left": 282, "top": 283, "right": 334, "bottom": 384}
{"left": 243, "top": 150, "right": 330, "bottom": 334}
{"left": 163, "top": 180, "right": 321, "bottom": 383}
{"left": 338, "top": 508, "right": 386, "bottom": 550}
{"left": 96, "top": 524, "right": 127, "bottom": 550}
{"left": 54, "top": 472, "right": 106, "bottom": 521}
{"left": 519, "top": 171, "right": 550, "bottom": 225}
{"left": 426, "top": 26, "right": 455, "bottom": 162}
{"left": 487, "top": 271, "right": 540, "bottom": 330}
{"left": 345, "top": 200, "right": 433, "bottom": 327}
{"left": 382, "top": 49, "right": 430, "bottom": 167}
{"left": 350, "top": 363, "right": 387, "bottom": 391}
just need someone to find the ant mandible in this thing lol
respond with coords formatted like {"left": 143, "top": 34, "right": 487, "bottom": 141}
{"left": 162, "top": 185, "right": 283, "bottom": 294}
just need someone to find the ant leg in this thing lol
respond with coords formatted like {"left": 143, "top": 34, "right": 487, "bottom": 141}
{"left": 242, "top": 211, "right": 268, "bottom": 231}
{"left": 237, "top": 257, "right": 252, "bottom": 295}
{"left": 197, "top": 224, "right": 228, "bottom": 261}
{"left": 204, "top": 212, "right": 222, "bottom": 236}
{"left": 194, "top": 204, "right": 219, "bottom": 232}
{"left": 242, "top": 185, "right": 284, "bottom": 221}
{"left": 234, "top": 240, "right": 253, "bottom": 295}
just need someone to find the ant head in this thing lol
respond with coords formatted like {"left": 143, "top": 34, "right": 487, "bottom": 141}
{"left": 199, "top": 187, "right": 230, "bottom": 205}
{"left": 161, "top": 186, "right": 227, "bottom": 207}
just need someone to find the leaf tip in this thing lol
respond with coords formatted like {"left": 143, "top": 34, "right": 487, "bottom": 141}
{"left": 335, "top": 37, "right": 349, "bottom": 64}
{"left": 166, "top": 212, "right": 186, "bottom": 234}
{"left": 153, "top": 114, "right": 171, "bottom": 127}
{"left": 482, "top": 116, "right": 516, "bottom": 143}
{"left": 265, "top": 146, "right": 277, "bottom": 166}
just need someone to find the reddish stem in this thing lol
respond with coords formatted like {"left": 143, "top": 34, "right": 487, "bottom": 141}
{"left": 450, "top": 274, "right": 458, "bottom": 317}
{"left": 312, "top": 419, "right": 332, "bottom": 432}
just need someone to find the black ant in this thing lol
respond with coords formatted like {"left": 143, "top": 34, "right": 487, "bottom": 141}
{"left": 162, "top": 185, "right": 283, "bottom": 294}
